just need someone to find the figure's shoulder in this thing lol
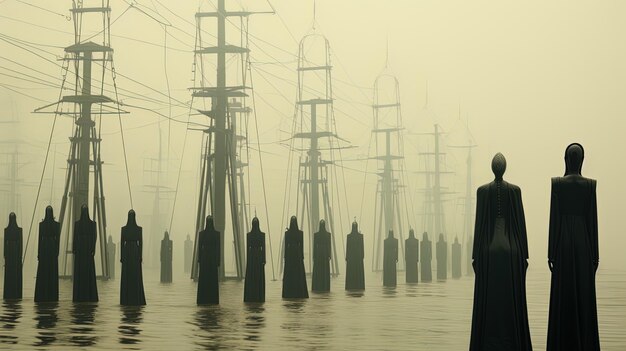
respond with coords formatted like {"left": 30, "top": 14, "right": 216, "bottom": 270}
{"left": 477, "top": 183, "right": 489, "bottom": 193}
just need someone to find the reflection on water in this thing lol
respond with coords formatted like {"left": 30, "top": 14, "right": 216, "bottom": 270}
{"left": 34, "top": 302, "right": 58, "bottom": 347}
{"left": 0, "top": 301, "right": 21, "bottom": 345}
{"left": 243, "top": 304, "right": 265, "bottom": 343}
{"left": 119, "top": 306, "right": 143, "bottom": 346}
{"left": 70, "top": 303, "right": 98, "bottom": 347}
{"left": 194, "top": 306, "right": 224, "bottom": 349}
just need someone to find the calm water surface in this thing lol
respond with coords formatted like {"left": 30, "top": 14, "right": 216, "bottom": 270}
{"left": 1, "top": 267, "right": 625, "bottom": 350}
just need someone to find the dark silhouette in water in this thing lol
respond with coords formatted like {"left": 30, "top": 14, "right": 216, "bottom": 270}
{"left": 452, "top": 236, "right": 462, "bottom": 279}
{"left": 3, "top": 213, "right": 22, "bottom": 300}
{"left": 405, "top": 229, "right": 419, "bottom": 283}
{"left": 420, "top": 232, "right": 432, "bottom": 282}
{"left": 383, "top": 230, "right": 398, "bottom": 287}
{"left": 197, "top": 216, "right": 220, "bottom": 305}
{"left": 312, "top": 220, "right": 332, "bottom": 292}
{"left": 547, "top": 143, "right": 600, "bottom": 351}
{"left": 120, "top": 210, "right": 146, "bottom": 306}
{"left": 470, "top": 153, "right": 532, "bottom": 351}
{"left": 345, "top": 221, "right": 365, "bottom": 290}
{"left": 282, "top": 216, "right": 308, "bottom": 298}
{"left": 35, "top": 206, "right": 60, "bottom": 302}
{"left": 436, "top": 234, "right": 447, "bottom": 280}
{"left": 184, "top": 234, "right": 193, "bottom": 274}
{"left": 160, "top": 231, "right": 173, "bottom": 283}
{"left": 72, "top": 205, "right": 98, "bottom": 302}
{"left": 244, "top": 217, "right": 265, "bottom": 302}
{"left": 107, "top": 235, "right": 116, "bottom": 279}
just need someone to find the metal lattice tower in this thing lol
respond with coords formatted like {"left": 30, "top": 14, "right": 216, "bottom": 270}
{"left": 450, "top": 142, "right": 476, "bottom": 276}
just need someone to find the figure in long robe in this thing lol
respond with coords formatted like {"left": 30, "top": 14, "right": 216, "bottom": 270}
{"left": 4, "top": 213, "right": 22, "bottom": 300}
{"left": 312, "top": 220, "right": 332, "bottom": 292}
{"left": 197, "top": 216, "right": 220, "bottom": 305}
{"left": 35, "top": 206, "right": 60, "bottom": 302}
{"left": 160, "top": 231, "right": 173, "bottom": 283}
{"left": 107, "top": 235, "right": 116, "bottom": 279}
{"left": 547, "top": 143, "right": 600, "bottom": 351}
{"left": 436, "top": 234, "right": 448, "bottom": 280}
{"left": 405, "top": 229, "right": 419, "bottom": 283}
{"left": 420, "top": 232, "right": 432, "bottom": 282}
{"left": 383, "top": 230, "right": 398, "bottom": 287}
{"left": 120, "top": 210, "right": 146, "bottom": 306}
{"left": 452, "top": 236, "right": 462, "bottom": 279}
{"left": 467, "top": 235, "right": 474, "bottom": 277}
{"left": 469, "top": 153, "right": 532, "bottom": 351}
{"left": 244, "top": 217, "right": 265, "bottom": 302}
{"left": 282, "top": 216, "right": 308, "bottom": 298}
{"left": 345, "top": 221, "right": 365, "bottom": 290}
{"left": 184, "top": 234, "right": 193, "bottom": 274}
{"left": 72, "top": 205, "right": 98, "bottom": 302}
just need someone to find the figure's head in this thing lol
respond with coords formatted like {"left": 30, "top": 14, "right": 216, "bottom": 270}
{"left": 252, "top": 217, "right": 260, "bottom": 231}
{"left": 8, "top": 212, "right": 17, "bottom": 227}
{"left": 186, "top": 234, "right": 190, "bottom": 240}
{"left": 127, "top": 209, "right": 137, "bottom": 226}
{"left": 351, "top": 220, "right": 358, "bottom": 233}
{"left": 409, "top": 228, "right": 415, "bottom": 238}
{"left": 289, "top": 216, "right": 298, "bottom": 230}
{"left": 491, "top": 153, "right": 507, "bottom": 180}
{"left": 422, "top": 232, "right": 429, "bottom": 241}
{"left": 388, "top": 229, "right": 394, "bottom": 238}
{"left": 108, "top": 235, "right": 113, "bottom": 243}
{"left": 80, "top": 204, "right": 90, "bottom": 220}
{"left": 164, "top": 231, "right": 169, "bottom": 240}
{"left": 564, "top": 143, "right": 584, "bottom": 176}
{"left": 439, "top": 233, "right": 444, "bottom": 241}
{"left": 454, "top": 236, "right": 459, "bottom": 244}
{"left": 319, "top": 219, "right": 326, "bottom": 232}
{"left": 205, "top": 215, "right": 215, "bottom": 231}
{"left": 45, "top": 206, "right": 54, "bottom": 220}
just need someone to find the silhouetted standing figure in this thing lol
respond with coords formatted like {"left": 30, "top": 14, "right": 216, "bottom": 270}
{"left": 72, "top": 205, "right": 98, "bottom": 302}
{"left": 345, "top": 221, "right": 365, "bottom": 290}
{"left": 120, "top": 210, "right": 146, "bottom": 306}
{"left": 405, "top": 229, "right": 419, "bottom": 283}
{"left": 35, "top": 206, "right": 60, "bottom": 302}
{"left": 312, "top": 220, "right": 332, "bottom": 292}
{"left": 469, "top": 153, "right": 532, "bottom": 351}
{"left": 244, "top": 217, "right": 265, "bottom": 302}
{"left": 160, "top": 231, "right": 173, "bottom": 283}
{"left": 383, "top": 230, "right": 398, "bottom": 287}
{"left": 197, "top": 216, "right": 220, "bottom": 305}
{"left": 420, "top": 232, "right": 432, "bottom": 282}
{"left": 547, "top": 143, "right": 600, "bottom": 351}
{"left": 107, "top": 235, "right": 116, "bottom": 279}
{"left": 452, "top": 236, "right": 462, "bottom": 279}
{"left": 184, "top": 234, "right": 193, "bottom": 274}
{"left": 3, "top": 213, "right": 22, "bottom": 300}
{"left": 436, "top": 234, "right": 448, "bottom": 280}
{"left": 282, "top": 216, "right": 308, "bottom": 298}
{"left": 467, "top": 235, "right": 474, "bottom": 277}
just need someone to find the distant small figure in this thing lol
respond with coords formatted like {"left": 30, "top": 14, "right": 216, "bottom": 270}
{"left": 469, "top": 153, "right": 532, "bottom": 351}
{"left": 35, "top": 206, "right": 60, "bottom": 302}
{"left": 547, "top": 143, "right": 600, "bottom": 351}
{"left": 4, "top": 212, "right": 22, "bottom": 300}
{"left": 120, "top": 210, "right": 146, "bottom": 306}
{"left": 244, "top": 217, "right": 265, "bottom": 303}
{"left": 420, "top": 232, "right": 432, "bottom": 282}
{"left": 312, "top": 220, "right": 332, "bottom": 292}
{"left": 197, "top": 216, "right": 220, "bottom": 305}
{"left": 452, "top": 236, "right": 462, "bottom": 279}
{"left": 405, "top": 229, "right": 419, "bottom": 283}
{"left": 160, "top": 231, "right": 173, "bottom": 283}
{"left": 436, "top": 234, "right": 447, "bottom": 280}
{"left": 184, "top": 234, "right": 193, "bottom": 274}
{"left": 383, "top": 230, "right": 398, "bottom": 287}
{"left": 466, "top": 235, "right": 474, "bottom": 277}
{"left": 345, "top": 221, "right": 365, "bottom": 290}
{"left": 107, "top": 235, "right": 116, "bottom": 279}
{"left": 72, "top": 205, "right": 98, "bottom": 302}
{"left": 282, "top": 216, "right": 308, "bottom": 298}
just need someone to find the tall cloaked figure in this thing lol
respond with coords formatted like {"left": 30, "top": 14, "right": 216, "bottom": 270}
{"left": 3, "top": 213, "right": 22, "bottom": 300}
{"left": 72, "top": 205, "right": 98, "bottom": 302}
{"left": 436, "top": 234, "right": 448, "bottom": 280}
{"left": 469, "top": 153, "right": 532, "bottom": 351}
{"left": 282, "top": 216, "right": 308, "bottom": 298}
{"left": 451, "top": 236, "right": 462, "bottom": 279}
{"left": 120, "top": 210, "right": 146, "bottom": 306}
{"left": 547, "top": 143, "right": 600, "bottom": 351}
{"left": 383, "top": 230, "right": 398, "bottom": 287}
{"left": 184, "top": 234, "right": 193, "bottom": 274}
{"left": 345, "top": 221, "right": 365, "bottom": 290}
{"left": 244, "top": 217, "right": 265, "bottom": 302}
{"left": 312, "top": 220, "right": 332, "bottom": 292}
{"left": 405, "top": 229, "right": 419, "bottom": 283}
{"left": 160, "top": 231, "right": 173, "bottom": 283}
{"left": 420, "top": 232, "right": 432, "bottom": 282}
{"left": 35, "top": 206, "right": 60, "bottom": 302}
{"left": 107, "top": 235, "right": 116, "bottom": 279}
{"left": 197, "top": 216, "right": 220, "bottom": 305}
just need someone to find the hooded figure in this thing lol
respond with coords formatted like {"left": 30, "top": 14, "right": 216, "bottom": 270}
{"left": 282, "top": 216, "right": 308, "bottom": 298}
{"left": 383, "top": 230, "right": 398, "bottom": 287}
{"left": 312, "top": 220, "right": 332, "bottom": 292}
{"left": 244, "top": 217, "right": 266, "bottom": 302}
{"left": 452, "top": 236, "right": 462, "bottom": 279}
{"left": 547, "top": 143, "right": 600, "bottom": 351}
{"left": 405, "top": 229, "right": 419, "bottom": 283}
{"left": 160, "top": 231, "right": 173, "bottom": 283}
{"left": 420, "top": 232, "right": 432, "bottom": 282}
{"left": 197, "top": 216, "right": 220, "bottom": 305}
{"left": 469, "top": 153, "right": 532, "bottom": 351}
{"left": 72, "top": 205, "right": 98, "bottom": 302}
{"left": 345, "top": 221, "right": 365, "bottom": 290}
{"left": 120, "top": 210, "right": 146, "bottom": 306}
{"left": 436, "top": 234, "right": 448, "bottom": 280}
{"left": 4, "top": 213, "right": 22, "bottom": 300}
{"left": 35, "top": 206, "right": 60, "bottom": 302}
{"left": 184, "top": 234, "right": 193, "bottom": 274}
{"left": 107, "top": 235, "right": 116, "bottom": 279}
